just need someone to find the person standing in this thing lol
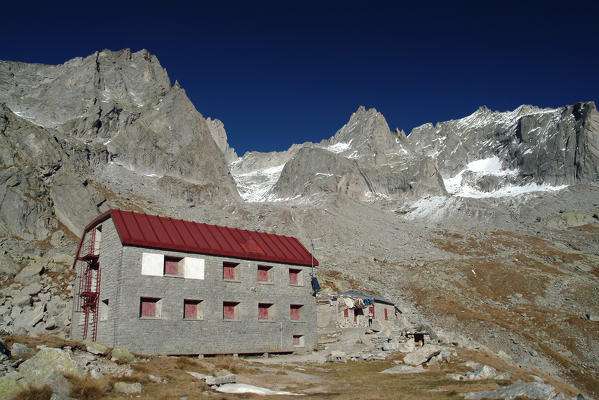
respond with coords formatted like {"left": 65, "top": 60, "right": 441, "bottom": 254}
{"left": 368, "top": 310, "right": 373, "bottom": 327}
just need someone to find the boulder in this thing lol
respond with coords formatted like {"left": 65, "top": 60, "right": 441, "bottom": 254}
{"left": 50, "top": 231, "right": 66, "bottom": 248}
{"left": 10, "top": 343, "right": 34, "bottom": 357}
{"left": 113, "top": 382, "right": 142, "bottom": 394}
{"left": 14, "top": 261, "right": 44, "bottom": 284}
{"left": 0, "top": 372, "right": 27, "bottom": 400}
{"left": 21, "top": 282, "right": 42, "bottom": 296}
{"left": 110, "top": 347, "right": 134, "bottom": 362}
{"left": 0, "top": 253, "right": 21, "bottom": 277}
{"left": 13, "top": 293, "right": 32, "bottom": 307}
{"left": 382, "top": 340, "right": 399, "bottom": 351}
{"left": 85, "top": 342, "right": 108, "bottom": 356}
{"left": 466, "top": 365, "right": 497, "bottom": 380}
{"left": 402, "top": 344, "right": 442, "bottom": 366}
{"left": 397, "top": 339, "right": 416, "bottom": 353}
{"left": 13, "top": 303, "right": 44, "bottom": 333}
{"left": 44, "top": 316, "right": 57, "bottom": 330}
{"left": 17, "top": 348, "right": 84, "bottom": 396}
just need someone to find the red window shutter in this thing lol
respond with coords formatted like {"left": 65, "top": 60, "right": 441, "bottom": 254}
{"left": 185, "top": 302, "right": 197, "bottom": 319}
{"left": 165, "top": 259, "right": 179, "bottom": 275}
{"left": 369, "top": 306, "right": 375, "bottom": 318}
{"left": 223, "top": 303, "right": 235, "bottom": 319}
{"left": 289, "top": 269, "right": 299, "bottom": 285}
{"left": 223, "top": 265, "right": 236, "bottom": 280}
{"left": 290, "top": 305, "right": 300, "bottom": 320}
{"left": 141, "top": 299, "right": 156, "bottom": 317}
{"left": 293, "top": 335, "right": 301, "bottom": 345}
{"left": 343, "top": 309, "right": 348, "bottom": 317}
{"left": 258, "top": 304, "right": 269, "bottom": 319}
{"left": 384, "top": 308, "right": 388, "bottom": 320}
{"left": 257, "top": 267, "right": 269, "bottom": 282}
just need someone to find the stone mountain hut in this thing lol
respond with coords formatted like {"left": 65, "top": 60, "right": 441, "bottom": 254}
{"left": 70, "top": 209, "right": 318, "bottom": 355}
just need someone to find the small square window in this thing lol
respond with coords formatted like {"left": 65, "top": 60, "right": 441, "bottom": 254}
{"left": 223, "top": 262, "right": 239, "bottom": 281}
{"left": 290, "top": 304, "right": 303, "bottom": 321}
{"left": 257, "top": 265, "right": 272, "bottom": 283}
{"left": 184, "top": 299, "right": 203, "bottom": 320}
{"left": 293, "top": 335, "right": 304, "bottom": 347}
{"left": 164, "top": 256, "right": 183, "bottom": 276}
{"left": 223, "top": 301, "right": 240, "bottom": 320}
{"left": 258, "top": 303, "right": 273, "bottom": 320}
{"left": 140, "top": 297, "right": 161, "bottom": 318}
{"left": 289, "top": 268, "right": 302, "bottom": 285}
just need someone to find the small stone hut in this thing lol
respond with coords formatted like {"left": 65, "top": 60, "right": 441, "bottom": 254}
{"left": 317, "top": 290, "right": 399, "bottom": 329}
{"left": 70, "top": 209, "right": 318, "bottom": 355}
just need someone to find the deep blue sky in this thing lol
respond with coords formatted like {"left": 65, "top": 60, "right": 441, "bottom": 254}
{"left": 2, "top": 1, "right": 598, "bottom": 155}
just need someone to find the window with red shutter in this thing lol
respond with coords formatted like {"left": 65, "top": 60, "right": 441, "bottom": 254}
{"left": 140, "top": 298, "right": 159, "bottom": 318}
{"left": 343, "top": 309, "right": 348, "bottom": 317}
{"left": 293, "top": 335, "right": 303, "bottom": 346}
{"left": 184, "top": 300, "right": 200, "bottom": 319}
{"left": 384, "top": 308, "right": 388, "bottom": 320}
{"left": 223, "top": 262, "right": 238, "bottom": 280}
{"left": 257, "top": 266, "right": 271, "bottom": 282}
{"left": 258, "top": 303, "right": 271, "bottom": 320}
{"left": 289, "top": 269, "right": 300, "bottom": 285}
{"left": 164, "top": 257, "right": 181, "bottom": 275}
{"left": 223, "top": 302, "right": 238, "bottom": 320}
{"left": 290, "top": 304, "right": 302, "bottom": 321}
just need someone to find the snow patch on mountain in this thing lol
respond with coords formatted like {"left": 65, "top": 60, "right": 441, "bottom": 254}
{"left": 325, "top": 140, "right": 353, "bottom": 154}
{"left": 443, "top": 156, "right": 567, "bottom": 198}
{"left": 231, "top": 164, "right": 286, "bottom": 202}
{"left": 444, "top": 156, "right": 517, "bottom": 194}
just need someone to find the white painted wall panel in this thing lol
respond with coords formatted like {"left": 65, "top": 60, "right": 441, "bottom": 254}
{"left": 141, "top": 253, "right": 164, "bottom": 276}
{"left": 183, "top": 257, "right": 205, "bottom": 280}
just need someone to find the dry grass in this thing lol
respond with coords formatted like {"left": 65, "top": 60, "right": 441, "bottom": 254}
{"left": 14, "top": 385, "right": 53, "bottom": 400}
{"left": 68, "top": 375, "right": 111, "bottom": 400}
{"left": 206, "top": 355, "right": 261, "bottom": 375}
{"left": 4, "top": 334, "right": 87, "bottom": 352}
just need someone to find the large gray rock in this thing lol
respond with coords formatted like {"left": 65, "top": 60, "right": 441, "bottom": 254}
{"left": 17, "top": 348, "right": 84, "bottom": 396}
{"left": 0, "top": 372, "right": 27, "bottom": 400}
{"left": 13, "top": 303, "right": 44, "bottom": 332}
{"left": 402, "top": 344, "right": 442, "bottom": 366}
{"left": 14, "top": 261, "right": 44, "bottom": 284}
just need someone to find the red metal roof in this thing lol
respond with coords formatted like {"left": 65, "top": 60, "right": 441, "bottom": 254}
{"left": 96, "top": 209, "right": 318, "bottom": 267}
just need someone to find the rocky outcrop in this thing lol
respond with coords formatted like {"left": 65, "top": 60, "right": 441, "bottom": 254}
{"left": 408, "top": 102, "right": 599, "bottom": 187}
{"left": 206, "top": 118, "right": 238, "bottom": 163}
{"left": 0, "top": 49, "right": 241, "bottom": 244}
{"left": 264, "top": 107, "right": 446, "bottom": 201}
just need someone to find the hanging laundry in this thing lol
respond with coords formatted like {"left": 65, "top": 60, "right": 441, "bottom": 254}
{"left": 311, "top": 276, "right": 321, "bottom": 292}
{"left": 344, "top": 298, "right": 355, "bottom": 308}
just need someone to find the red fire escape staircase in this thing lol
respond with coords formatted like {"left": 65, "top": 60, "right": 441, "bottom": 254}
{"left": 74, "top": 228, "right": 101, "bottom": 341}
